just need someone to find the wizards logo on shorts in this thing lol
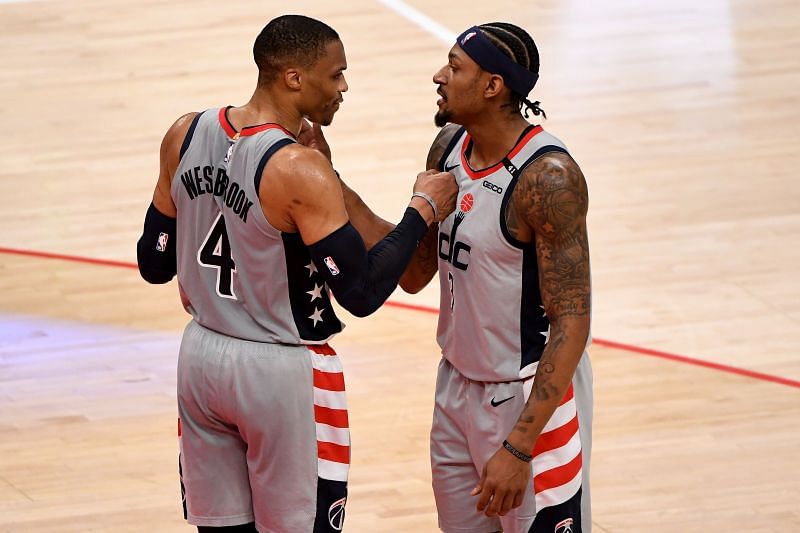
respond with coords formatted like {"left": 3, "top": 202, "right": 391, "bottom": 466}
{"left": 323, "top": 256, "right": 340, "bottom": 276}
{"left": 156, "top": 232, "right": 169, "bottom": 252}
{"left": 328, "top": 497, "right": 346, "bottom": 531}
{"left": 555, "top": 517, "right": 574, "bottom": 533}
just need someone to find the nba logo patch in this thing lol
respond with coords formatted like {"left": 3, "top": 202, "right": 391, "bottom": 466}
{"left": 156, "top": 232, "right": 169, "bottom": 252}
{"left": 323, "top": 256, "right": 340, "bottom": 276}
{"left": 224, "top": 142, "right": 235, "bottom": 164}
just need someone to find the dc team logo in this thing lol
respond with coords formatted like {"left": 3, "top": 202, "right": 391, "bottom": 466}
{"left": 439, "top": 195, "right": 472, "bottom": 271}
{"left": 555, "top": 517, "right": 574, "bottom": 533}
{"left": 323, "top": 256, "right": 340, "bottom": 276}
{"left": 328, "top": 497, "right": 347, "bottom": 531}
{"left": 156, "top": 232, "right": 169, "bottom": 252}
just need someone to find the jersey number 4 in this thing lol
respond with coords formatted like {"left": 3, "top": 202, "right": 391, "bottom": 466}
{"left": 198, "top": 213, "right": 237, "bottom": 299}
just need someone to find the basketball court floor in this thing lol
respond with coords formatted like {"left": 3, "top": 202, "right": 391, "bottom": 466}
{"left": 1, "top": 0, "right": 798, "bottom": 531}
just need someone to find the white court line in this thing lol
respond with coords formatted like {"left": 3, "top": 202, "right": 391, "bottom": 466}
{"left": 374, "top": 0, "right": 455, "bottom": 45}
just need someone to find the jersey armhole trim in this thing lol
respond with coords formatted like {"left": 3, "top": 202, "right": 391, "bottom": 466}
{"left": 254, "top": 138, "right": 296, "bottom": 198}
{"left": 436, "top": 126, "right": 466, "bottom": 170}
{"left": 500, "top": 145, "right": 570, "bottom": 250}
{"left": 178, "top": 111, "right": 205, "bottom": 161}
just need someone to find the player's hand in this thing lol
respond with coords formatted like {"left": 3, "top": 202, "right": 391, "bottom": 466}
{"left": 412, "top": 169, "right": 458, "bottom": 223}
{"left": 297, "top": 120, "right": 332, "bottom": 163}
{"left": 472, "top": 445, "right": 531, "bottom": 517}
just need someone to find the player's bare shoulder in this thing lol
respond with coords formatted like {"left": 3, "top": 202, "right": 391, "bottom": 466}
{"left": 163, "top": 112, "right": 200, "bottom": 153}
{"left": 265, "top": 142, "right": 339, "bottom": 195}
{"left": 161, "top": 112, "right": 200, "bottom": 175}
{"left": 506, "top": 151, "right": 588, "bottom": 244}
{"left": 257, "top": 142, "right": 346, "bottom": 234}
{"left": 426, "top": 123, "right": 463, "bottom": 170}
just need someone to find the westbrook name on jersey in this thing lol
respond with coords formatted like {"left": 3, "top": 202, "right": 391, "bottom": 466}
{"left": 171, "top": 107, "right": 343, "bottom": 345}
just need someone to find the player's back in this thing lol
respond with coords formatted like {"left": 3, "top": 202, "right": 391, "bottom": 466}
{"left": 170, "top": 107, "right": 343, "bottom": 344}
{"left": 213, "top": 108, "right": 343, "bottom": 345}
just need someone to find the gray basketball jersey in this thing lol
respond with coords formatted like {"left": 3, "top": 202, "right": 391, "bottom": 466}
{"left": 436, "top": 125, "right": 570, "bottom": 381}
{"left": 171, "top": 107, "right": 343, "bottom": 344}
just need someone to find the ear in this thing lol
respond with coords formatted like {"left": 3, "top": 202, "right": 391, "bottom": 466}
{"left": 484, "top": 73, "right": 505, "bottom": 99}
{"left": 284, "top": 68, "right": 302, "bottom": 91}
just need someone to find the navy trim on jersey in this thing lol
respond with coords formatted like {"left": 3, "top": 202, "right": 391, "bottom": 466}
{"left": 499, "top": 145, "right": 570, "bottom": 250}
{"left": 520, "top": 243, "right": 548, "bottom": 369}
{"left": 436, "top": 126, "right": 466, "bottom": 170}
{"left": 462, "top": 125, "right": 536, "bottom": 174}
{"left": 179, "top": 111, "right": 205, "bottom": 161}
{"left": 254, "top": 138, "right": 296, "bottom": 197}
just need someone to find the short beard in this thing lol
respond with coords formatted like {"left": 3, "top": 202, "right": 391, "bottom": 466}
{"left": 434, "top": 109, "right": 451, "bottom": 128}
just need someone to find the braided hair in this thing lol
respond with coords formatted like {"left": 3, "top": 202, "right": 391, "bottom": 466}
{"left": 478, "top": 22, "right": 546, "bottom": 119}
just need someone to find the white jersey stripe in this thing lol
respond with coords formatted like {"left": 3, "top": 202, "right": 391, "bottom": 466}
{"left": 311, "top": 352, "right": 344, "bottom": 373}
{"left": 315, "top": 423, "right": 351, "bottom": 447}
{"left": 313, "top": 387, "right": 348, "bottom": 410}
{"left": 541, "top": 396, "right": 577, "bottom": 433}
{"left": 534, "top": 467, "right": 582, "bottom": 510}
{"left": 318, "top": 458, "right": 349, "bottom": 483}
{"left": 532, "top": 430, "right": 581, "bottom": 474}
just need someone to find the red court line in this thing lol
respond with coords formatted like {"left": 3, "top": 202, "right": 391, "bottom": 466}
{"left": 591, "top": 338, "right": 800, "bottom": 389}
{"left": 2, "top": 245, "right": 798, "bottom": 389}
{"left": 0, "top": 246, "right": 137, "bottom": 269}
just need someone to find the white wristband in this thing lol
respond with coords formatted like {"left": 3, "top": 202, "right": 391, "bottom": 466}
{"left": 411, "top": 191, "right": 438, "bottom": 221}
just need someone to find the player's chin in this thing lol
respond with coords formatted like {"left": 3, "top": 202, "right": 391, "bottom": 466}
{"left": 318, "top": 107, "right": 339, "bottom": 127}
{"left": 319, "top": 113, "right": 335, "bottom": 127}
{"left": 434, "top": 110, "right": 451, "bottom": 128}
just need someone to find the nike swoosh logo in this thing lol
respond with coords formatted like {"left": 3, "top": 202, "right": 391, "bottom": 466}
{"left": 444, "top": 163, "right": 459, "bottom": 172}
{"left": 490, "top": 395, "right": 515, "bottom": 407}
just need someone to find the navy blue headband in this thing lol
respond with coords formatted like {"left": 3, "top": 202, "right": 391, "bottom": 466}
{"left": 456, "top": 26, "right": 539, "bottom": 97}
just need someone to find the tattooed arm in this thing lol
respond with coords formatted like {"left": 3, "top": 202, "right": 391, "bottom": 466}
{"left": 400, "top": 124, "right": 461, "bottom": 293}
{"left": 506, "top": 151, "right": 590, "bottom": 448}
{"left": 473, "top": 152, "right": 591, "bottom": 517}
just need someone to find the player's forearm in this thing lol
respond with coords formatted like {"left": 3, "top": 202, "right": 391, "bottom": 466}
{"left": 339, "top": 178, "right": 394, "bottom": 249}
{"left": 506, "top": 316, "right": 589, "bottom": 452}
{"left": 399, "top": 225, "right": 438, "bottom": 293}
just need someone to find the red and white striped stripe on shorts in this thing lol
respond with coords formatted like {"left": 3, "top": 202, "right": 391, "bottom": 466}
{"left": 309, "top": 344, "right": 350, "bottom": 483}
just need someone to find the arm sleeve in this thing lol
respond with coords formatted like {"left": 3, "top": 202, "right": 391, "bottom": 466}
{"left": 309, "top": 207, "right": 428, "bottom": 317}
{"left": 136, "top": 202, "right": 178, "bottom": 284}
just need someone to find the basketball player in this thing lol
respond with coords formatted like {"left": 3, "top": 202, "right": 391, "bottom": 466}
{"left": 136, "top": 15, "right": 456, "bottom": 532}
{"left": 401, "top": 23, "right": 594, "bottom": 533}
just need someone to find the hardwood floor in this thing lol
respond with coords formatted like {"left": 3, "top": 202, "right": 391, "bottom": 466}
{"left": 0, "top": 0, "right": 798, "bottom": 531}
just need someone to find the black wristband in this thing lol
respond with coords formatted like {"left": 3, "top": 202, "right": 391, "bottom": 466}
{"left": 502, "top": 440, "right": 532, "bottom": 463}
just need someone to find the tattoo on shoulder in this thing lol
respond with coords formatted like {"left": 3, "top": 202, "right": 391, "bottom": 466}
{"left": 511, "top": 153, "right": 591, "bottom": 317}
{"left": 426, "top": 124, "right": 460, "bottom": 170}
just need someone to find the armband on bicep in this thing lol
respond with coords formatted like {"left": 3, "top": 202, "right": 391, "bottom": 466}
{"left": 136, "top": 202, "right": 177, "bottom": 284}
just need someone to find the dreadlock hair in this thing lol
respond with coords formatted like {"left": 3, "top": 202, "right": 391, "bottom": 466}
{"left": 253, "top": 15, "right": 340, "bottom": 87}
{"left": 477, "top": 22, "right": 546, "bottom": 119}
